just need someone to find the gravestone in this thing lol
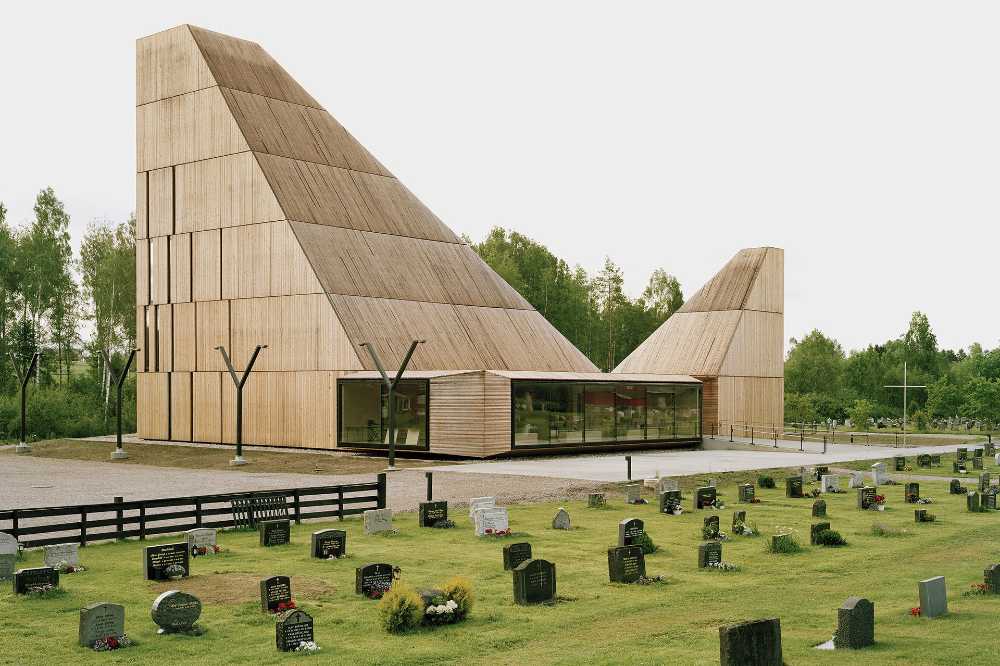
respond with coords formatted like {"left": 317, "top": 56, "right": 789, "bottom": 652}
{"left": 732, "top": 511, "right": 747, "bottom": 533}
{"left": 623, "top": 484, "right": 642, "bottom": 504}
{"left": 949, "top": 479, "right": 965, "bottom": 495}
{"left": 799, "top": 467, "right": 809, "bottom": 485}
{"left": 657, "top": 477, "right": 680, "bottom": 494}
{"left": 812, "top": 500, "right": 827, "bottom": 517}
{"left": 979, "top": 473, "right": 991, "bottom": 493}
{"left": 857, "top": 486, "right": 876, "bottom": 511}
{"left": 275, "top": 609, "right": 314, "bottom": 652}
{"left": 512, "top": 559, "right": 556, "bottom": 605}
{"left": 738, "top": 484, "right": 755, "bottom": 503}
{"left": 904, "top": 483, "right": 920, "bottom": 503}
{"left": 967, "top": 491, "right": 982, "bottom": 512}
{"left": 918, "top": 576, "right": 947, "bottom": 618}
{"left": 985, "top": 488, "right": 999, "bottom": 510}
{"left": 355, "top": 563, "right": 395, "bottom": 598}
{"left": 810, "top": 522, "right": 831, "bottom": 545}
{"left": 13, "top": 567, "right": 58, "bottom": 594}
{"left": 973, "top": 457, "right": 984, "bottom": 471}
{"left": 957, "top": 448, "right": 968, "bottom": 462}
{"left": 869, "top": 462, "right": 887, "bottom": 486}
{"left": 848, "top": 472, "right": 864, "bottom": 489}
{"left": 987, "top": 441, "right": 996, "bottom": 456}
{"left": 587, "top": 493, "right": 607, "bottom": 508}
{"left": 151, "top": 590, "right": 202, "bottom": 634}
{"left": 474, "top": 507, "right": 509, "bottom": 536}
{"left": 975, "top": 447, "right": 984, "bottom": 458}
{"left": 503, "top": 542, "right": 533, "bottom": 571}
{"left": 607, "top": 545, "right": 646, "bottom": 583}
{"left": 659, "top": 490, "right": 682, "bottom": 514}
{"left": 695, "top": 486, "right": 717, "bottom": 509}
{"left": 184, "top": 528, "right": 217, "bottom": 556}
{"left": 719, "top": 617, "right": 782, "bottom": 666}
{"left": 311, "top": 529, "right": 347, "bottom": 559}
{"left": 363, "top": 509, "right": 394, "bottom": 535}
{"left": 984, "top": 564, "right": 1000, "bottom": 594}
{"left": 259, "top": 519, "right": 291, "bottom": 546}
{"left": 821, "top": 475, "right": 840, "bottom": 493}
{"left": 930, "top": 454, "right": 941, "bottom": 467}
{"left": 260, "top": 575, "right": 292, "bottom": 612}
{"left": 468, "top": 496, "right": 496, "bottom": 517}
{"left": 418, "top": 501, "right": 448, "bottom": 528}
{"left": 917, "top": 454, "right": 931, "bottom": 469}
{"left": 0, "top": 533, "right": 19, "bottom": 581}
{"left": 834, "top": 597, "right": 874, "bottom": 649}
{"left": 78, "top": 602, "right": 125, "bottom": 647}
{"left": 551, "top": 508, "right": 571, "bottom": 530}
{"left": 618, "top": 518, "right": 645, "bottom": 547}
{"left": 704, "top": 515, "right": 721, "bottom": 539}
{"left": 814, "top": 465, "right": 830, "bottom": 481}
{"left": 915, "top": 509, "right": 931, "bottom": 523}
{"left": 894, "top": 457, "right": 906, "bottom": 472}
{"left": 698, "top": 541, "right": 722, "bottom": 568}
{"left": 785, "top": 477, "right": 803, "bottom": 498}
{"left": 143, "top": 543, "right": 189, "bottom": 581}
{"left": 43, "top": 543, "right": 80, "bottom": 569}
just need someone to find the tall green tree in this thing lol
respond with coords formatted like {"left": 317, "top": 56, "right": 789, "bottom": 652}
{"left": 785, "top": 330, "right": 846, "bottom": 395}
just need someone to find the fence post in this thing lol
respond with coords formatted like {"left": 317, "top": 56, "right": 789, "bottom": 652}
{"left": 139, "top": 504, "right": 146, "bottom": 541}
{"left": 377, "top": 473, "right": 387, "bottom": 509}
{"left": 195, "top": 500, "right": 203, "bottom": 527}
{"left": 115, "top": 497, "right": 124, "bottom": 541}
{"left": 850, "top": 433, "right": 854, "bottom": 444}
{"left": 11, "top": 509, "right": 18, "bottom": 540}
{"left": 425, "top": 472, "right": 433, "bottom": 502}
{"left": 338, "top": 488, "right": 344, "bottom": 521}
{"left": 800, "top": 431, "right": 804, "bottom": 451}
{"left": 625, "top": 456, "right": 632, "bottom": 481}
{"left": 80, "top": 509, "right": 88, "bottom": 547}
{"left": 773, "top": 428, "right": 778, "bottom": 448}
{"left": 730, "top": 425, "right": 733, "bottom": 443}
{"left": 823, "top": 436, "right": 827, "bottom": 454}
{"left": 293, "top": 491, "right": 301, "bottom": 525}
{"left": 750, "top": 427, "right": 754, "bottom": 445}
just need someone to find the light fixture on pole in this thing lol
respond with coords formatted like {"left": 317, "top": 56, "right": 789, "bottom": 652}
{"left": 102, "top": 349, "right": 139, "bottom": 460}
{"left": 9, "top": 351, "right": 40, "bottom": 454}
{"left": 359, "top": 340, "right": 425, "bottom": 472}
{"left": 216, "top": 344, "right": 268, "bottom": 466}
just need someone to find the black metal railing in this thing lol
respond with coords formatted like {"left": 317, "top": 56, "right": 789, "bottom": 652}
{"left": 0, "top": 475, "right": 386, "bottom": 549}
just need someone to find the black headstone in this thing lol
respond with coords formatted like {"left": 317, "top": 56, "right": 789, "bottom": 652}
{"left": 311, "top": 530, "right": 346, "bottom": 559}
{"left": 857, "top": 486, "right": 876, "bottom": 510}
{"left": 659, "top": 490, "right": 682, "bottom": 514}
{"left": 973, "top": 456, "right": 984, "bottom": 470}
{"left": 917, "top": 454, "right": 931, "bottom": 468}
{"left": 259, "top": 519, "right": 291, "bottom": 547}
{"left": 719, "top": 617, "right": 782, "bottom": 666}
{"left": 968, "top": 492, "right": 982, "bottom": 512}
{"left": 143, "top": 543, "right": 189, "bottom": 581}
{"left": 698, "top": 541, "right": 722, "bottom": 568}
{"left": 695, "top": 486, "right": 717, "bottom": 509}
{"left": 607, "top": 546, "right": 646, "bottom": 583}
{"left": 418, "top": 501, "right": 449, "bottom": 527}
{"left": 355, "top": 563, "right": 395, "bottom": 598}
{"left": 904, "top": 483, "right": 919, "bottom": 503}
{"left": 618, "top": 518, "right": 645, "bottom": 547}
{"left": 732, "top": 511, "right": 747, "bottom": 533}
{"left": 275, "top": 609, "right": 314, "bottom": 652}
{"left": 914, "top": 509, "right": 929, "bottom": 523}
{"left": 738, "top": 484, "right": 755, "bottom": 503}
{"left": 260, "top": 575, "right": 292, "bottom": 612}
{"left": 810, "top": 522, "right": 831, "bottom": 545}
{"left": 512, "top": 559, "right": 556, "bottom": 605}
{"left": 894, "top": 457, "right": 906, "bottom": 472}
{"left": 812, "top": 500, "right": 827, "bottom": 517}
{"left": 704, "top": 515, "right": 720, "bottom": 538}
{"left": 958, "top": 448, "right": 968, "bottom": 461}
{"left": 950, "top": 479, "right": 965, "bottom": 495}
{"left": 785, "top": 477, "right": 803, "bottom": 498}
{"left": 985, "top": 491, "right": 998, "bottom": 511}
{"left": 12, "top": 567, "right": 58, "bottom": 594}
{"left": 503, "top": 542, "right": 533, "bottom": 571}
{"left": 814, "top": 466, "right": 830, "bottom": 481}
{"left": 984, "top": 564, "right": 1000, "bottom": 594}
{"left": 834, "top": 597, "right": 874, "bottom": 649}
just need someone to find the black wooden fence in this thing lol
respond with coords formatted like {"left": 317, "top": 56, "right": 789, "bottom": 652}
{"left": 0, "top": 474, "right": 386, "bottom": 548}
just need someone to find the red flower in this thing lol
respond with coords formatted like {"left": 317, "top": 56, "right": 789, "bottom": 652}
{"left": 212, "top": 545, "right": 221, "bottom": 553}
{"left": 910, "top": 607, "right": 921, "bottom": 617}
{"left": 106, "top": 636, "right": 119, "bottom": 649}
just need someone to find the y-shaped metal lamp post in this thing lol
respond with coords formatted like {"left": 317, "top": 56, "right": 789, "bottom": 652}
{"left": 216, "top": 344, "right": 267, "bottom": 466}
{"left": 359, "top": 340, "right": 424, "bottom": 472}
{"left": 102, "top": 348, "right": 139, "bottom": 460}
{"left": 10, "top": 352, "right": 40, "bottom": 454}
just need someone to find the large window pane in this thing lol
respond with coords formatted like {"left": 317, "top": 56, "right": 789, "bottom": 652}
{"left": 339, "top": 380, "right": 428, "bottom": 448}
{"left": 616, "top": 386, "right": 646, "bottom": 441}
{"left": 340, "top": 381, "right": 381, "bottom": 444}
{"left": 647, "top": 386, "right": 676, "bottom": 440}
{"left": 585, "top": 385, "right": 616, "bottom": 442}
{"left": 386, "top": 380, "right": 427, "bottom": 447}
{"left": 676, "top": 385, "right": 701, "bottom": 438}
{"left": 512, "top": 382, "right": 584, "bottom": 446}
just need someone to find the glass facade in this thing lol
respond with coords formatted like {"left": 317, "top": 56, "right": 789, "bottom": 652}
{"left": 338, "top": 380, "right": 429, "bottom": 449}
{"left": 512, "top": 380, "right": 701, "bottom": 448}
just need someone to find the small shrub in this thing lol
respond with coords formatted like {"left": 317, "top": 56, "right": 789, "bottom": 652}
{"left": 634, "top": 532, "right": 658, "bottom": 554}
{"left": 757, "top": 475, "right": 775, "bottom": 489}
{"left": 765, "top": 534, "right": 803, "bottom": 554}
{"left": 871, "top": 523, "right": 906, "bottom": 537}
{"left": 814, "top": 529, "right": 848, "bottom": 547}
{"left": 377, "top": 582, "right": 424, "bottom": 634}
{"left": 441, "top": 576, "right": 474, "bottom": 620}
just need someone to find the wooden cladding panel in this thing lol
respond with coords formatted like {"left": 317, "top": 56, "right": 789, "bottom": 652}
{"left": 157, "top": 305, "right": 173, "bottom": 372}
{"left": 136, "top": 172, "right": 148, "bottom": 239}
{"left": 169, "top": 233, "right": 192, "bottom": 303}
{"left": 699, "top": 376, "right": 719, "bottom": 436}
{"left": 719, "top": 311, "right": 783, "bottom": 379}
{"left": 137, "top": 87, "right": 249, "bottom": 172}
{"left": 136, "top": 239, "right": 150, "bottom": 306}
{"left": 191, "top": 230, "right": 221, "bottom": 301}
{"left": 615, "top": 311, "right": 741, "bottom": 376}
{"left": 136, "top": 307, "right": 147, "bottom": 372}
{"left": 136, "top": 25, "right": 215, "bottom": 106}
{"left": 743, "top": 247, "right": 784, "bottom": 314}
{"left": 220, "top": 371, "right": 337, "bottom": 448}
{"left": 170, "top": 372, "right": 193, "bottom": 441}
{"left": 270, "top": 221, "right": 323, "bottom": 296}
{"left": 192, "top": 371, "right": 222, "bottom": 443}
{"left": 429, "top": 372, "right": 486, "bottom": 457}
{"left": 258, "top": 153, "right": 455, "bottom": 243}
{"left": 149, "top": 236, "right": 169, "bottom": 304}
{"left": 147, "top": 167, "right": 173, "bottom": 237}
{"left": 483, "top": 373, "right": 513, "bottom": 456}
{"left": 222, "top": 224, "right": 270, "bottom": 299}
{"left": 678, "top": 248, "right": 767, "bottom": 314}
{"left": 173, "top": 302, "right": 196, "bottom": 371}
{"left": 290, "top": 222, "right": 528, "bottom": 309}
{"left": 221, "top": 88, "right": 390, "bottom": 177}
{"left": 137, "top": 373, "right": 169, "bottom": 440}
{"left": 174, "top": 152, "right": 283, "bottom": 233}
{"left": 717, "top": 376, "right": 784, "bottom": 429}
{"left": 188, "top": 25, "right": 321, "bottom": 109}
{"left": 195, "top": 300, "right": 229, "bottom": 371}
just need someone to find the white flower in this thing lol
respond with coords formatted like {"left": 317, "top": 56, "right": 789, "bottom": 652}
{"left": 446, "top": 600, "right": 458, "bottom": 610}
{"left": 426, "top": 606, "right": 436, "bottom": 614}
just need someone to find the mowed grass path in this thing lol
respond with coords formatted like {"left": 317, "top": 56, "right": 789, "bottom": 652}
{"left": 2, "top": 476, "right": 1000, "bottom": 665}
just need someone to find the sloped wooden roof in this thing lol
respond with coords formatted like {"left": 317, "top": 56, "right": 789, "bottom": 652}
{"left": 156, "top": 25, "right": 597, "bottom": 372}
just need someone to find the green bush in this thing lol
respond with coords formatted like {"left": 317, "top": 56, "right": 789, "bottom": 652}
{"left": 757, "top": 475, "right": 775, "bottom": 489}
{"left": 0, "top": 376, "right": 136, "bottom": 442}
{"left": 441, "top": 576, "right": 474, "bottom": 620}
{"left": 634, "top": 531, "right": 658, "bottom": 554}
{"left": 814, "top": 529, "right": 848, "bottom": 547}
{"left": 765, "top": 534, "right": 802, "bottom": 554}
{"left": 377, "top": 582, "right": 424, "bottom": 634}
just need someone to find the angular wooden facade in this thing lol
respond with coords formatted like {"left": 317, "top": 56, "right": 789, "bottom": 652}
{"left": 614, "top": 247, "right": 784, "bottom": 432}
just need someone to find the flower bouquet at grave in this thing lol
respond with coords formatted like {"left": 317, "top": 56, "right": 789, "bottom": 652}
{"left": 483, "top": 528, "right": 513, "bottom": 537}
{"left": 915, "top": 497, "right": 934, "bottom": 505}
{"left": 431, "top": 519, "right": 456, "bottom": 529}
{"left": 909, "top": 607, "right": 922, "bottom": 617}
{"left": 191, "top": 544, "right": 223, "bottom": 557}
{"left": 293, "top": 641, "right": 321, "bottom": 653}
{"left": 164, "top": 564, "right": 186, "bottom": 580}
{"left": 93, "top": 634, "right": 133, "bottom": 652}
{"left": 634, "top": 575, "right": 668, "bottom": 585}
{"left": 706, "top": 561, "right": 740, "bottom": 572}
{"left": 54, "top": 560, "right": 85, "bottom": 574}
{"left": 963, "top": 583, "right": 989, "bottom": 597}
{"left": 701, "top": 525, "right": 728, "bottom": 541}
{"left": 710, "top": 498, "right": 726, "bottom": 510}
{"left": 661, "top": 498, "right": 683, "bottom": 515}
{"left": 274, "top": 600, "right": 298, "bottom": 613}
{"left": 868, "top": 495, "right": 887, "bottom": 511}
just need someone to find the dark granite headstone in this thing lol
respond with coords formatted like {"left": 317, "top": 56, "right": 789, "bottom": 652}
{"left": 698, "top": 541, "right": 722, "bottom": 568}
{"left": 950, "top": 479, "right": 965, "bottom": 495}
{"left": 738, "top": 484, "right": 755, "bottom": 503}
{"left": 968, "top": 492, "right": 982, "bottom": 512}
{"left": 704, "top": 515, "right": 721, "bottom": 538}
{"left": 79, "top": 602, "right": 125, "bottom": 647}
{"left": 503, "top": 542, "right": 532, "bottom": 571}
{"left": 695, "top": 486, "right": 717, "bottom": 509}
{"left": 958, "top": 448, "right": 968, "bottom": 461}
{"left": 143, "top": 543, "right": 189, "bottom": 581}
{"left": 276, "top": 609, "right": 314, "bottom": 652}
{"left": 607, "top": 545, "right": 646, "bottom": 583}
{"left": 355, "top": 563, "right": 395, "bottom": 598}
{"left": 587, "top": 493, "right": 607, "bottom": 508}
{"left": 915, "top": 509, "right": 930, "bottom": 523}
{"left": 13, "top": 567, "right": 58, "bottom": 594}
{"left": 814, "top": 466, "right": 830, "bottom": 481}
{"left": 810, "top": 522, "right": 831, "bottom": 545}
{"left": 618, "top": 518, "right": 645, "bottom": 547}
{"left": 259, "top": 519, "right": 291, "bottom": 547}
{"left": 974, "top": 447, "right": 984, "bottom": 458}
{"left": 311, "top": 529, "right": 346, "bottom": 559}
{"left": 973, "top": 457, "right": 984, "bottom": 470}
{"left": 812, "top": 500, "right": 827, "bottom": 517}
{"left": 979, "top": 473, "right": 991, "bottom": 493}
{"left": 151, "top": 590, "right": 202, "bottom": 634}
{"left": 857, "top": 486, "right": 876, "bottom": 510}
{"left": 834, "top": 597, "right": 874, "bottom": 649}
{"left": 894, "top": 457, "right": 906, "bottom": 472}
{"left": 719, "top": 617, "right": 782, "bottom": 666}
{"left": 786, "top": 477, "right": 803, "bottom": 498}
{"left": 904, "top": 483, "right": 920, "bottom": 503}
{"left": 512, "top": 559, "right": 556, "bottom": 605}
{"left": 732, "top": 511, "right": 747, "bottom": 533}
{"left": 917, "top": 454, "right": 931, "bottom": 468}
{"left": 930, "top": 454, "right": 941, "bottom": 467}
{"left": 418, "top": 501, "right": 448, "bottom": 527}
{"left": 985, "top": 491, "right": 998, "bottom": 511}
{"left": 260, "top": 575, "right": 292, "bottom": 612}
{"left": 659, "top": 490, "right": 682, "bottom": 514}
{"left": 953, "top": 461, "right": 965, "bottom": 474}
{"left": 984, "top": 564, "right": 1000, "bottom": 594}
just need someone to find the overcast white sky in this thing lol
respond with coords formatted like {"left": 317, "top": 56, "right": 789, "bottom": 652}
{"left": 1, "top": 2, "right": 997, "bottom": 354}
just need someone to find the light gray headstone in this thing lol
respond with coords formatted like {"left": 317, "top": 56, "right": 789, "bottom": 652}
{"left": 657, "top": 477, "right": 679, "bottom": 494}
{"left": 79, "top": 602, "right": 125, "bottom": 647}
{"left": 918, "top": 576, "right": 948, "bottom": 618}
{"left": 0, "top": 532, "right": 17, "bottom": 580}
{"left": 821, "top": 475, "right": 840, "bottom": 493}
{"left": 184, "top": 528, "right": 217, "bottom": 553}
{"left": 468, "top": 496, "right": 496, "bottom": 517}
{"left": 43, "top": 542, "right": 80, "bottom": 569}
{"left": 623, "top": 484, "right": 641, "bottom": 504}
{"left": 848, "top": 472, "right": 865, "bottom": 488}
{"left": 870, "top": 463, "right": 887, "bottom": 486}
{"left": 363, "top": 508, "right": 394, "bottom": 535}
{"left": 551, "top": 508, "right": 571, "bottom": 530}
{"left": 474, "top": 507, "right": 509, "bottom": 536}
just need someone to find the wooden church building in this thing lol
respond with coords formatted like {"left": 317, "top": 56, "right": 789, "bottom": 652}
{"left": 134, "top": 26, "right": 778, "bottom": 457}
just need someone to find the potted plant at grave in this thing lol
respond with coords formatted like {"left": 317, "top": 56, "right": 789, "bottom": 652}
{"left": 93, "top": 635, "right": 134, "bottom": 652}
{"left": 871, "top": 494, "right": 887, "bottom": 511}
{"left": 421, "top": 577, "right": 474, "bottom": 626}
{"left": 275, "top": 600, "right": 298, "bottom": 613}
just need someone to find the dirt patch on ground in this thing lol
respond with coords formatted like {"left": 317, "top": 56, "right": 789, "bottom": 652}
{"left": 150, "top": 572, "right": 335, "bottom": 604}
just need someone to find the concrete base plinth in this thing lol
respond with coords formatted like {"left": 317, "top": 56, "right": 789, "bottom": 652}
{"left": 230, "top": 456, "right": 248, "bottom": 466}
{"left": 383, "top": 466, "right": 400, "bottom": 473}
{"left": 111, "top": 449, "right": 129, "bottom": 460}
{"left": 14, "top": 442, "right": 31, "bottom": 454}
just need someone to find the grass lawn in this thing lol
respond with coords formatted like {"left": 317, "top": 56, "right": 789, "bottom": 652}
{"left": 0, "top": 439, "right": 449, "bottom": 476}
{"left": 836, "top": 451, "right": 997, "bottom": 479}
{"left": 3, "top": 472, "right": 1000, "bottom": 664}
